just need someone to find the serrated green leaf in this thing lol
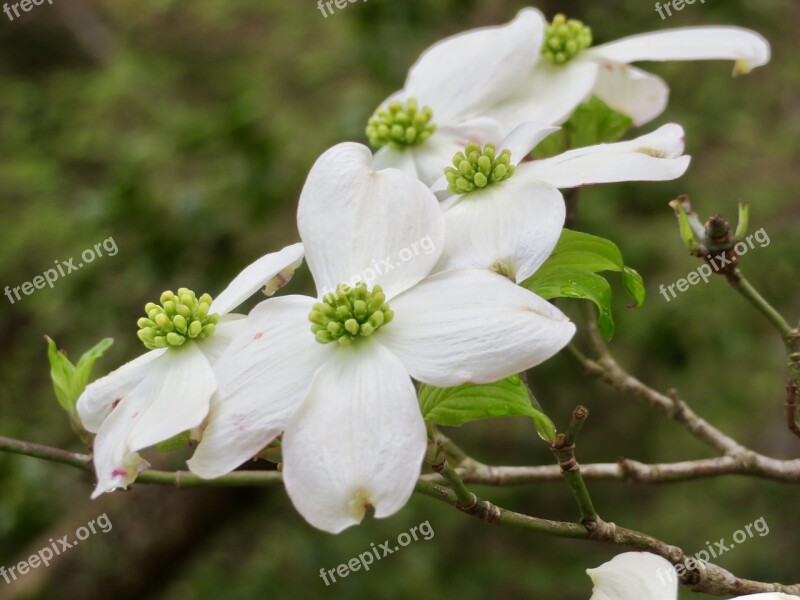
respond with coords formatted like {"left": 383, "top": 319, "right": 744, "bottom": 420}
{"left": 532, "top": 96, "right": 633, "bottom": 159}
{"left": 521, "top": 229, "right": 645, "bottom": 339}
{"left": 419, "top": 376, "right": 557, "bottom": 442}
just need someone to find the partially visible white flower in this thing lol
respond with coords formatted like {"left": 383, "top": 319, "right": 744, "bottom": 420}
{"left": 188, "top": 143, "right": 575, "bottom": 533}
{"left": 76, "top": 244, "right": 304, "bottom": 498}
{"left": 367, "top": 8, "right": 546, "bottom": 185}
{"left": 433, "top": 122, "right": 690, "bottom": 284}
{"left": 490, "top": 11, "right": 771, "bottom": 129}
{"left": 588, "top": 552, "right": 799, "bottom": 600}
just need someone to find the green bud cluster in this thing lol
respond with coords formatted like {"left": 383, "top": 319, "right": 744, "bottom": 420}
{"left": 137, "top": 288, "right": 218, "bottom": 350}
{"left": 542, "top": 14, "right": 593, "bottom": 64}
{"left": 366, "top": 99, "right": 436, "bottom": 150}
{"left": 309, "top": 282, "right": 394, "bottom": 345}
{"left": 444, "top": 143, "right": 515, "bottom": 194}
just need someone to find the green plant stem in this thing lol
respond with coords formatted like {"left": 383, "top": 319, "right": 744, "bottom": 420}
{"left": 413, "top": 479, "right": 586, "bottom": 539}
{"left": 730, "top": 274, "right": 792, "bottom": 336}
{"left": 0, "top": 434, "right": 282, "bottom": 487}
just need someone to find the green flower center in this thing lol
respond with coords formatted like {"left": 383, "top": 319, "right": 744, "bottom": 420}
{"left": 137, "top": 288, "right": 218, "bottom": 350}
{"left": 309, "top": 282, "right": 393, "bottom": 345}
{"left": 542, "top": 14, "right": 592, "bottom": 65}
{"left": 366, "top": 98, "right": 436, "bottom": 150}
{"left": 444, "top": 143, "right": 515, "bottom": 195}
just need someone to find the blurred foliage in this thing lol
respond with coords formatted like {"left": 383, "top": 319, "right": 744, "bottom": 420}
{"left": 0, "top": 0, "right": 798, "bottom": 598}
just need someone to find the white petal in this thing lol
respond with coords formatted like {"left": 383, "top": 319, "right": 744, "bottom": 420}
{"left": 91, "top": 344, "right": 216, "bottom": 497}
{"left": 586, "top": 27, "right": 771, "bottom": 74}
{"left": 436, "top": 177, "right": 565, "bottom": 283}
{"left": 76, "top": 348, "right": 167, "bottom": 433}
{"left": 486, "top": 60, "right": 600, "bottom": 130}
{"left": 209, "top": 243, "right": 304, "bottom": 316}
{"left": 195, "top": 313, "right": 247, "bottom": 365}
{"left": 587, "top": 552, "right": 676, "bottom": 600}
{"left": 403, "top": 8, "right": 546, "bottom": 124}
{"left": 282, "top": 343, "right": 425, "bottom": 533}
{"left": 380, "top": 269, "right": 575, "bottom": 387}
{"left": 519, "top": 123, "right": 690, "bottom": 188}
{"left": 298, "top": 143, "right": 444, "bottom": 300}
{"left": 371, "top": 145, "right": 420, "bottom": 181}
{"left": 498, "top": 122, "right": 561, "bottom": 166}
{"left": 188, "top": 296, "right": 330, "bottom": 479}
{"left": 591, "top": 62, "right": 670, "bottom": 126}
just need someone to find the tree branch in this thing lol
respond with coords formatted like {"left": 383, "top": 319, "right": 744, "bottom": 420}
{"left": 2, "top": 433, "right": 799, "bottom": 596}
{"left": 414, "top": 480, "right": 800, "bottom": 597}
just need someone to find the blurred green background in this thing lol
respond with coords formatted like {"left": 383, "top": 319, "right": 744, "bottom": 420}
{"left": 0, "top": 0, "right": 797, "bottom": 598}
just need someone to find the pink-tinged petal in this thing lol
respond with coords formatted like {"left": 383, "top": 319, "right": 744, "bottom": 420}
{"left": 298, "top": 143, "right": 444, "bottom": 300}
{"left": 403, "top": 8, "right": 546, "bottom": 124}
{"left": 209, "top": 243, "right": 304, "bottom": 316}
{"left": 519, "top": 123, "right": 690, "bottom": 189}
{"left": 380, "top": 269, "right": 575, "bottom": 387}
{"left": 188, "top": 296, "right": 331, "bottom": 479}
{"left": 586, "top": 27, "right": 770, "bottom": 75}
{"left": 282, "top": 343, "right": 425, "bottom": 533}
{"left": 76, "top": 348, "right": 167, "bottom": 433}
{"left": 587, "top": 552, "right": 676, "bottom": 600}
{"left": 90, "top": 344, "right": 216, "bottom": 497}
{"left": 435, "top": 178, "right": 565, "bottom": 284}
{"left": 591, "top": 62, "right": 670, "bottom": 126}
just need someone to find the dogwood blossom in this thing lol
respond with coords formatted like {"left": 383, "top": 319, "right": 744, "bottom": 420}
{"left": 367, "top": 8, "right": 769, "bottom": 184}
{"left": 188, "top": 143, "right": 575, "bottom": 533}
{"left": 433, "top": 122, "right": 690, "bottom": 283}
{"left": 367, "top": 8, "right": 545, "bottom": 185}
{"left": 76, "top": 244, "right": 304, "bottom": 498}
{"left": 487, "top": 10, "right": 771, "bottom": 129}
{"left": 588, "top": 552, "right": 799, "bottom": 600}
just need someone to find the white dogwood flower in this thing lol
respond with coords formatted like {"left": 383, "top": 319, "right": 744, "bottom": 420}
{"left": 433, "top": 122, "right": 690, "bottom": 283}
{"left": 188, "top": 143, "right": 575, "bottom": 533}
{"left": 368, "top": 8, "right": 768, "bottom": 184}
{"left": 490, "top": 11, "right": 771, "bottom": 129}
{"left": 588, "top": 552, "right": 799, "bottom": 600}
{"left": 366, "top": 8, "right": 546, "bottom": 185}
{"left": 76, "top": 244, "right": 304, "bottom": 498}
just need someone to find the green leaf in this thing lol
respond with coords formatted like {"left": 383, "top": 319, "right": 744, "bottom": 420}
{"left": 521, "top": 229, "right": 645, "bottom": 339}
{"left": 533, "top": 96, "right": 633, "bottom": 159}
{"left": 45, "top": 336, "right": 114, "bottom": 416}
{"left": 73, "top": 338, "right": 114, "bottom": 397}
{"left": 155, "top": 431, "right": 192, "bottom": 452}
{"left": 46, "top": 336, "right": 78, "bottom": 415}
{"left": 419, "top": 376, "right": 557, "bottom": 443}
{"left": 526, "top": 270, "right": 616, "bottom": 339}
